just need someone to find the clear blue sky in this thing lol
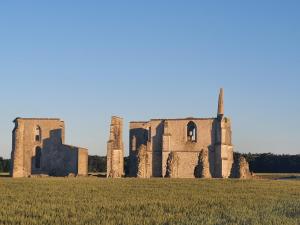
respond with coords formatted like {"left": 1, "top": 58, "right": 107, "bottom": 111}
{"left": 0, "top": 1, "right": 299, "bottom": 158}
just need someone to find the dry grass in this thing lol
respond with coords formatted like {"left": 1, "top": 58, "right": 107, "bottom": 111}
{"left": 0, "top": 178, "right": 299, "bottom": 225}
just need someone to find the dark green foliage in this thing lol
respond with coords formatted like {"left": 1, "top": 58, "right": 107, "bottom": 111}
{"left": 88, "top": 156, "right": 130, "bottom": 174}
{"left": 124, "top": 156, "right": 130, "bottom": 176}
{"left": 0, "top": 157, "right": 10, "bottom": 173}
{"left": 241, "top": 153, "right": 300, "bottom": 173}
{"left": 88, "top": 156, "right": 106, "bottom": 173}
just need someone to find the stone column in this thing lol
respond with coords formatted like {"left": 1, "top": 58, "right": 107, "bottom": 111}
{"left": 77, "top": 148, "right": 88, "bottom": 176}
{"left": 107, "top": 116, "right": 124, "bottom": 178}
{"left": 11, "top": 119, "right": 25, "bottom": 178}
{"left": 162, "top": 120, "right": 172, "bottom": 177}
{"left": 218, "top": 88, "right": 224, "bottom": 119}
{"left": 215, "top": 118, "right": 234, "bottom": 178}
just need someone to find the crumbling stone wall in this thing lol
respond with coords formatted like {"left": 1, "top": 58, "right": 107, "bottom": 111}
{"left": 10, "top": 118, "right": 88, "bottom": 178}
{"left": 107, "top": 116, "right": 124, "bottom": 178}
{"left": 195, "top": 149, "right": 212, "bottom": 178}
{"left": 165, "top": 152, "right": 180, "bottom": 178}
{"left": 129, "top": 89, "right": 247, "bottom": 179}
{"left": 78, "top": 148, "right": 88, "bottom": 176}
{"left": 137, "top": 144, "right": 150, "bottom": 178}
{"left": 230, "top": 155, "right": 252, "bottom": 179}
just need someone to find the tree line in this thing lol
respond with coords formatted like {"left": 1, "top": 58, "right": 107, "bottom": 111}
{"left": 1, "top": 153, "right": 299, "bottom": 174}
{"left": 0, "top": 157, "right": 10, "bottom": 173}
{"left": 240, "top": 153, "right": 300, "bottom": 173}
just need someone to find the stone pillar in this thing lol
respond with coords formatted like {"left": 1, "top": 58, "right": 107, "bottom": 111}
{"left": 162, "top": 120, "right": 172, "bottom": 177}
{"left": 215, "top": 118, "right": 234, "bottom": 178}
{"left": 218, "top": 88, "right": 224, "bottom": 119}
{"left": 137, "top": 144, "right": 150, "bottom": 178}
{"left": 77, "top": 148, "right": 88, "bottom": 176}
{"left": 107, "top": 116, "right": 124, "bottom": 178}
{"left": 195, "top": 149, "right": 212, "bottom": 178}
{"left": 11, "top": 119, "right": 25, "bottom": 178}
{"left": 230, "top": 155, "right": 252, "bottom": 179}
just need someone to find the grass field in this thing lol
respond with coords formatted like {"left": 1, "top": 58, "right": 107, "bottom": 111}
{"left": 0, "top": 178, "right": 299, "bottom": 225}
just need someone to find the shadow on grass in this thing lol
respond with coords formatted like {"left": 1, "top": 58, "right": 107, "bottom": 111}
{"left": 88, "top": 173, "right": 107, "bottom": 178}
{"left": 0, "top": 173, "right": 10, "bottom": 178}
{"left": 276, "top": 175, "right": 300, "bottom": 180}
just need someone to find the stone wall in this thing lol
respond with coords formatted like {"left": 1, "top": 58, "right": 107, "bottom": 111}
{"left": 129, "top": 117, "right": 232, "bottom": 178}
{"left": 10, "top": 118, "right": 88, "bottom": 178}
{"left": 130, "top": 89, "right": 249, "bottom": 179}
{"left": 129, "top": 121, "right": 149, "bottom": 176}
{"left": 195, "top": 149, "right": 212, "bottom": 178}
{"left": 230, "top": 155, "right": 252, "bottom": 179}
{"left": 129, "top": 110, "right": 237, "bottom": 178}
{"left": 214, "top": 117, "right": 234, "bottom": 178}
{"left": 78, "top": 148, "right": 88, "bottom": 176}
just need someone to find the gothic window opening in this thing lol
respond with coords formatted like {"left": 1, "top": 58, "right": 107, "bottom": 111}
{"left": 35, "top": 126, "right": 42, "bottom": 142}
{"left": 35, "top": 146, "right": 42, "bottom": 169}
{"left": 187, "top": 121, "right": 197, "bottom": 142}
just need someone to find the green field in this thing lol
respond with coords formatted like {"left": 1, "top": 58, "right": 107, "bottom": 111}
{"left": 0, "top": 178, "right": 299, "bottom": 225}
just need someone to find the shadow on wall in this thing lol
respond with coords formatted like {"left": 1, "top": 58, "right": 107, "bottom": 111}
{"left": 31, "top": 129, "right": 79, "bottom": 177}
{"left": 152, "top": 121, "right": 164, "bottom": 177}
{"left": 209, "top": 119, "right": 219, "bottom": 178}
{"left": 129, "top": 127, "right": 148, "bottom": 177}
{"left": 0, "top": 173, "right": 10, "bottom": 178}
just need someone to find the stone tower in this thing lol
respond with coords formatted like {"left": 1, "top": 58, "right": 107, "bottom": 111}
{"left": 107, "top": 116, "right": 124, "bottom": 178}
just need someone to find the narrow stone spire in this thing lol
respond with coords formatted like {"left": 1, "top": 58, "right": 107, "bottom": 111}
{"left": 218, "top": 88, "right": 224, "bottom": 119}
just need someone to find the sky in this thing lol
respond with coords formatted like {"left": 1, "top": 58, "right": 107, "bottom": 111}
{"left": 0, "top": 1, "right": 299, "bottom": 158}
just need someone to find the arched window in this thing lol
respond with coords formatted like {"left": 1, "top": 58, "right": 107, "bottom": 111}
{"left": 187, "top": 121, "right": 197, "bottom": 142}
{"left": 35, "top": 126, "right": 41, "bottom": 142}
{"left": 35, "top": 147, "right": 42, "bottom": 169}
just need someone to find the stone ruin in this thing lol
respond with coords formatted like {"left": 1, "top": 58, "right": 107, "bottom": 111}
{"left": 230, "top": 154, "right": 252, "bottom": 179}
{"left": 106, "top": 116, "right": 124, "bottom": 178}
{"left": 137, "top": 144, "right": 150, "bottom": 178}
{"left": 128, "top": 89, "right": 236, "bottom": 178}
{"left": 195, "top": 149, "right": 212, "bottom": 178}
{"left": 107, "top": 89, "right": 252, "bottom": 179}
{"left": 165, "top": 152, "right": 180, "bottom": 178}
{"left": 10, "top": 118, "right": 88, "bottom": 178}
{"left": 9, "top": 90, "right": 252, "bottom": 180}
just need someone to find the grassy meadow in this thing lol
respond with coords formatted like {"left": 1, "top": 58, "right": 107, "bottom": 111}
{"left": 0, "top": 178, "right": 299, "bottom": 225}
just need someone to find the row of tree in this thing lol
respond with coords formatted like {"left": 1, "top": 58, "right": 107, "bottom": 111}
{"left": 1, "top": 153, "right": 299, "bottom": 174}
{"left": 240, "top": 153, "right": 300, "bottom": 173}
{"left": 88, "top": 156, "right": 130, "bottom": 175}
{"left": 0, "top": 157, "right": 10, "bottom": 173}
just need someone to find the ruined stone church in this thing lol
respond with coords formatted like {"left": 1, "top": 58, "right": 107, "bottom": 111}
{"left": 107, "top": 89, "right": 251, "bottom": 179}
{"left": 9, "top": 89, "right": 249, "bottom": 179}
{"left": 11, "top": 118, "right": 88, "bottom": 178}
